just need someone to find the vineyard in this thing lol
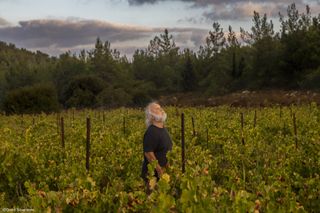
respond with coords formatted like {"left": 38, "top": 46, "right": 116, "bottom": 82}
{"left": 0, "top": 105, "right": 319, "bottom": 212}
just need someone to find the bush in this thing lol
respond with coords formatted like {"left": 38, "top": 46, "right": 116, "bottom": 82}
{"left": 299, "top": 67, "right": 320, "bottom": 90}
{"left": 130, "top": 81, "right": 156, "bottom": 106}
{"left": 63, "top": 75, "right": 105, "bottom": 108}
{"left": 97, "top": 87, "right": 132, "bottom": 108}
{"left": 2, "top": 84, "right": 60, "bottom": 114}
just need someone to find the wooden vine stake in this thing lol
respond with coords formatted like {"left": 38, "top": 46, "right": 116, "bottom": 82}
{"left": 293, "top": 113, "right": 298, "bottom": 149}
{"left": 61, "top": 117, "right": 65, "bottom": 148}
{"left": 86, "top": 117, "right": 91, "bottom": 171}
{"left": 56, "top": 114, "right": 60, "bottom": 134}
{"left": 123, "top": 116, "right": 126, "bottom": 135}
{"left": 181, "top": 113, "right": 185, "bottom": 173}
{"left": 192, "top": 116, "right": 196, "bottom": 137}
{"left": 206, "top": 128, "right": 209, "bottom": 149}
{"left": 241, "top": 112, "right": 245, "bottom": 145}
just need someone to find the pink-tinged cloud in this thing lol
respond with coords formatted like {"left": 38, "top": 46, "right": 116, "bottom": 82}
{"left": 0, "top": 18, "right": 208, "bottom": 56}
{"left": 0, "top": 19, "right": 154, "bottom": 48}
{"left": 203, "top": 2, "right": 289, "bottom": 21}
{"left": 0, "top": 17, "right": 10, "bottom": 26}
{"left": 127, "top": 0, "right": 319, "bottom": 21}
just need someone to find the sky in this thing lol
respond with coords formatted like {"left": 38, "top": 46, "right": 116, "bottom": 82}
{"left": 0, "top": 0, "right": 319, "bottom": 58}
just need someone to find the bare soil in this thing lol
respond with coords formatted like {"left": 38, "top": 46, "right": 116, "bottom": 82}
{"left": 158, "top": 90, "right": 320, "bottom": 107}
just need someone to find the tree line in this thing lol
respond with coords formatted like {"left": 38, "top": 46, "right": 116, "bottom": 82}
{"left": 0, "top": 3, "right": 319, "bottom": 114}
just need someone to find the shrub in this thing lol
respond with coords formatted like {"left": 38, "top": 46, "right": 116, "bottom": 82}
{"left": 63, "top": 75, "right": 105, "bottom": 108}
{"left": 2, "top": 83, "right": 60, "bottom": 114}
{"left": 97, "top": 87, "right": 132, "bottom": 108}
{"left": 299, "top": 67, "right": 320, "bottom": 90}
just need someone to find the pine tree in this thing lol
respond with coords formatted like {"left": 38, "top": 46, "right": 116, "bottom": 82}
{"left": 182, "top": 50, "right": 196, "bottom": 91}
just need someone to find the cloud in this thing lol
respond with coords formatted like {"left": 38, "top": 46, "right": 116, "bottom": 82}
{"left": 128, "top": 0, "right": 158, "bottom": 5}
{"left": 194, "top": 1, "right": 319, "bottom": 23}
{"left": 203, "top": 2, "right": 289, "bottom": 21}
{"left": 0, "top": 18, "right": 208, "bottom": 57}
{"left": 0, "top": 17, "right": 10, "bottom": 26}
{"left": 160, "top": 27, "right": 208, "bottom": 48}
{"left": 128, "top": 0, "right": 303, "bottom": 6}
{"left": 127, "top": 0, "right": 319, "bottom": 22}
{"left": 0, "top": 19, "right": 155, "bottom": 48}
